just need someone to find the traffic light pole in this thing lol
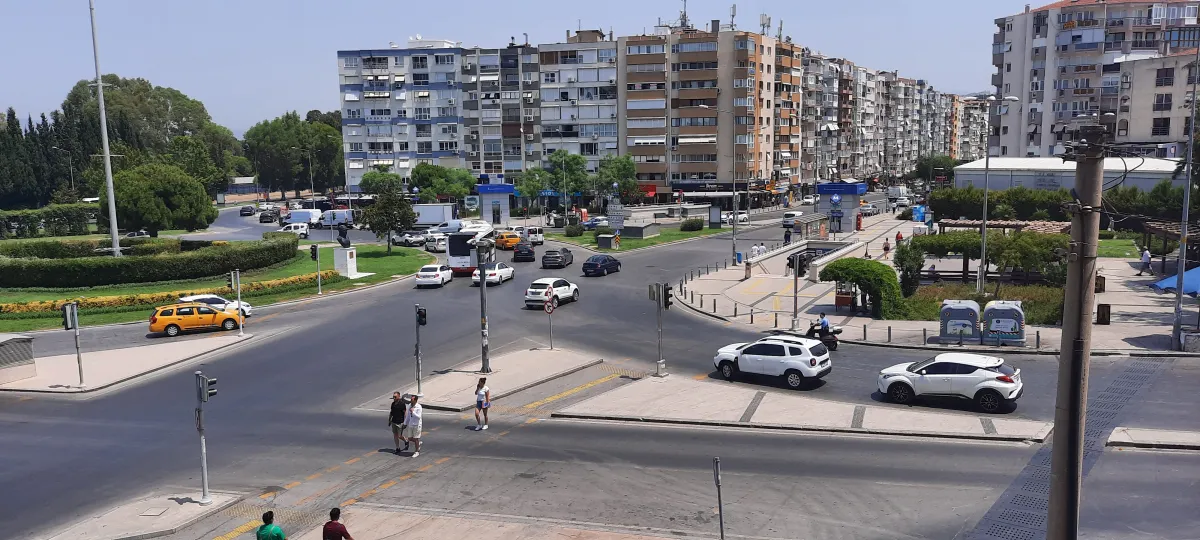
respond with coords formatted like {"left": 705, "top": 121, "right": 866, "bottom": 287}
{"left": 194, "top": 370, "right": 213, "bottom": 506}
{"left": 414, "top": 304, "right": 423, "bottom": 395}
{"left": 791, "top": 254, "right": 800, "bottom": 331}
{"left": 235, "top": 269, "right": 244, "bottom": 337}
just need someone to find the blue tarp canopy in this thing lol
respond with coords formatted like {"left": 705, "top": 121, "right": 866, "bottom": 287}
{"left": 1150, "top": 266, "right": 1200, "bottom": 297}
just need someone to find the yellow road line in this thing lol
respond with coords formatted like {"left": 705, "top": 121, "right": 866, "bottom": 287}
{"left": 524, "top": 418, "right": 539, "bottom": 424}
{"left": 497, "top": 430, "right": 511, "bottom": 437}
{"left": 362, "top": 450, "right": 376, "bottom": 457}
{"left": 398, "top": 473, "right": 414, "bottom": 481}
{"left": 692, "top": 373, "right": 709, "bottom": 381}
{"left": 344, "top": 457, "right": 360, "bottom": 465}
{"left": 522, "top": 373, "right": 620, "bottom": 409}
{"left": 306, "top": 472, "right": 322, "bottom": 481}
{"left": 378, "top": 480, "right": 397, "bottom": 489}
{"left": 258, "top": 492, "right": 276, "bottom": 500}
{"left": 325, "top": 465, "right": 341, "bottom": 473}
{"left": 435, "top": 457, "right": 452, "bottom": 464}
{"left": 212, "top": 519, "right": 261, "bottom": 540}
{"left": 341, "top": 498, "right": 357, "bottom": 507}
{"left": 417, "top": 464, "right": 434, "bottom": 472}
{"left": 283, "top": 481, "right": 301, "bottom": 489}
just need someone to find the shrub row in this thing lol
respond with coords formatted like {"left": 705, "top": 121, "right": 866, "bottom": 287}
{"left": 563, "top": 224, "right": 584, "bottom": 237}
{"left": 0, "top": 270, "right": 341, "bottom": 314}
{"left": 928, "top": 186, "right": 1072, "bottom": 222}
{"left": 0, "top": 203, "right": 97, "bottom": 239}
{"left": 0, "top": 233, "right": 299, "bottom": 288}
{"left": 818, "top": 258, "right": 906, "bottom": 319}
{"left": 0, "top": 237, "right": 186, "bottom": 259}
{"left": 680, "top": 218, "right": 705, "bottom": 231}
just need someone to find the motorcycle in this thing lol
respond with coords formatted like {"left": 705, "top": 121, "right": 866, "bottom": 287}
{"left": 805, "top": 321, "right": 842, "bottom": 351}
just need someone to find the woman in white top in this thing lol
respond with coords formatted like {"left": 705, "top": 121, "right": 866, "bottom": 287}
{"left": 474, "top": 377, "right": 491, "bottom": 431}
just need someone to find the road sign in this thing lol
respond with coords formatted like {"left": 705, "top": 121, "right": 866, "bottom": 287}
{"left": 544, "top": 301, "right": 555, "bottom": 314}
{"left": 829, "top": 194, "right": 842, "bottom": 205}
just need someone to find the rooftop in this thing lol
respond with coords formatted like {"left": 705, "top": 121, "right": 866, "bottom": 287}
{"left": 954, "top": 157, "right": 1180, "bottom": 173}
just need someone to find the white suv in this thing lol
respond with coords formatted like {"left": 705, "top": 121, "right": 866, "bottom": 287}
{"left": 713, "top": 336, "right": 832, "bottom": 389}
{"left": 877, "top": 353, "right": 1023, "bottom": 413}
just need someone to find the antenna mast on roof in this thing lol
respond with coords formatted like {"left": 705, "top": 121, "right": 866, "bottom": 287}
{"left": 729, "top": 4, "right": 737, "bottom": 29}
{"left": 777, "top": 19, "right": 783, "bottom": 40}
{"left": 680, "top": 0, "right": 690, "bottom": 28}
{"left": 759, "top": 13, "right": 771, "bottom": 36}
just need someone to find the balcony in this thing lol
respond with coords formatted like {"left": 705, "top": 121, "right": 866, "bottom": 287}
{"left": 1153, "top": 102, "right": 1173, "bottom": 111}
{"left": 1073, "top": 64, "right": 1097, "bottom": 73}
{"left": 1072, "top": 88, "right": 1096, "bottom": 95}
{"left": 1059, "top": 18, "right": 1101, "bottom": 30}
{"left": 1102, "top": 86, "right": 1119, "bottom": 95}
{"left": 1156, "top": 77, "right": 1175, "bottom": 87}
{"left": 1104, "top": 41, "right": 1125, "bottom": 51}
{"left": 1132, "top": 40, "right": 1160, "bottom": 50}
{"left": 1152, "top": 126, "right": 1170, "bottom": 136}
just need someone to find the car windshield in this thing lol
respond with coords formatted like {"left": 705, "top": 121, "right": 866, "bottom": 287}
{"left": 907, "top": 357, "right": 939, "bottom": 372}
{"left": 479, "top": 263, "right": 497, "bottom": 270}
{"left": 529, "top": 283, "right": 549, "bottom": 289}
{"left": 989, "top": 363, "right": 1016, "bottom": 376}
{"left": 420, "top": 266, "right": 439, "bottom": 272}
{"left": 808, "top": 343, "right": 829, "bottom": 356}
{"left": 586, "top": 256, "right": 604, "bottom": 263}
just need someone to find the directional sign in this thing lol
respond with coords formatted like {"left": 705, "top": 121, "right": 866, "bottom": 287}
{"left": 544, "top": 301, "right": 555, "bottom": 314}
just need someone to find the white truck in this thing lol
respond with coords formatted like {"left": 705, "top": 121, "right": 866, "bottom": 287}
{"left": 887, "top": 186, "right": 911, "bottom": 201}
{"left": 414, "top": 203, "right": 458, "bottom": 228}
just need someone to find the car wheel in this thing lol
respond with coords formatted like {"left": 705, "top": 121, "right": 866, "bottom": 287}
{"left": 784, "top": 370, "right": 805, "bottom": 389}
{"left": 976, "top": 389, "right": 1004, "bottom": 413}
{"left": 165, "top": 324, "right": 181, "bottom": 337}
{"left": 572, "top": 289, "right": 579, "bottom": 302}
{"left": 887, "top": 382, "right": 915, "bottom": 404}
{"left": 551, "top": 296, "right": 560, "bottom": 308}
{"left": 222, "top": 318, "right": 238, "bottom": 331}
{"left": 827, "top": 340, "right": 838, "bottom": 351}
{"left": 300, "top": 233, "right": 307, "bottom": 239}
{"left": 601, "top": 268, "right": 607, "bottom": 276}
{"left": 719, "top": 361, "right": 736, "bottom": 381}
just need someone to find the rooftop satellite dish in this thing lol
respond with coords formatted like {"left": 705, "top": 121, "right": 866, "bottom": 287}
{"left": 415, "top": 34, "right": 422, "bottom": 40}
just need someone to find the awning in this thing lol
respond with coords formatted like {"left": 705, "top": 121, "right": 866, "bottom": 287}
{"left": 638, "top": 183, "right": 657, "bottom": 196}
{"left": 1151, "top": 267, "right": 1200, "bottom": 297}
{"left": 682, "top": 191, "right": 736, "bottom": 198}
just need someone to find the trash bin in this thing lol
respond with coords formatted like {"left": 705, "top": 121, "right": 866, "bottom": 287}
{"left": 736, "top": 252, "right": 743, "bottom": 264}
{"left": 1095, "top": 274, "right": 1106, "bottom": 293}
{"left": 553, "top": 216, "right": 565, "bottom": 227}
{"left": 1096, "top": 303, "right": 1111, "bottom": 325}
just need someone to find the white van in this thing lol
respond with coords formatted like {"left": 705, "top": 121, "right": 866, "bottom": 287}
{"left": 782, "top": 211, "right": 803, "bottom": 228}
{"left": 525, "top": 226, "right": 544, "bottom": 245}
{"left": 318, "top": 209, "right": 356, "bottom": 229}
{"left": 286, "top": 209, "right": 322, "bottom": 227}
{"left": 278, "top": 223, "right": 309, "bottom": 239}
{"left": 431, "top": 220, "right": 464, "bottom": 234}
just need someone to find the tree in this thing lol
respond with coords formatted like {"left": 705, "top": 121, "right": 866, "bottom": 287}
{"left": 360, "top": 189, "right": 416, "bottom": 253}
{"left": 168, "top": 135, "right": 224, "bottom": 195}
{"left": 892, "top": 241, "right": 925, "bottom": 297}
{"left": 818, "top": 258, "right": 906, "bottom": 319}
{"left": 909, "top": 154, "right": 958, "bottom": 182}
{"left": 910, "top": 230, "right": 984, "bottom": 283}
{"left": 305, "top": 109, "right": 342, "bottom": 132}
{"left": 514, "top": 168, "right": 550, "bottom": 210}
{"left": 244, "top": 112, "right": 305, "bottom": 198}
{"left": 101, "top": 163, "right": 217, "bottom": 236}
{"left": 546, "top": 150, "right": 589, "bottom": 206}
{"left": 595, "top": 155, "right": 640, "bottom": 203}
{"left": 360, "top": 169, "right": 406, "bottom": 195}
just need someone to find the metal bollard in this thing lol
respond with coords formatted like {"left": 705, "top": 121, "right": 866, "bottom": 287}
{"left": 923, "top": 328, "right": 928, "bottom": 344}
{"left": 690, "top": 290, "right": 694, "bottom": 303}
{"left": 712, "top": 298, "right": 716, "bottom": 313}
{"left": 734, "top": 304, "right": 738, "bottom": 317}
{"left": 774, "top": 313, "right": 778, "bottom": 328}
{"left": 1036, "top": 331, "right": 1041, "bottom": 349}
{"left": 691, "top": 269, "right": 695, "bottom": 280}
{"left": 863, "top": 324, "right": 868, "bottom": 340}
{"left": 750, "top": 310, "right": 754, "bottom": 324}
{"left": 888, "top": 326, "right": 892, "bottom": 343}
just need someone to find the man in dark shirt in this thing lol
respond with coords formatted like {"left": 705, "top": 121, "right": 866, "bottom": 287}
{"left": 322, "top": 508, "right": 353, "bottom": 540}
{"left": 387, "top": 392, "right": 408, "bottom": 454}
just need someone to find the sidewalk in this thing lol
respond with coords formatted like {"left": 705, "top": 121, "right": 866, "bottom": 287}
{"left": 0, "top": 334, "right": 252, "bottom": 393}
{"left": 42, "top": 491, "right": 242, "bottom": 540}
{"left": 293, "top": 506, "right": 682, "bottom": 540}
{"left": 1107, "top": 426, "right": 1200, "bottom": 451}
{"left": 677, "top": 214, "right": 1191, "bottom": 354}
{"left": 552, "top": 376, "right": 1053, "bottom": 443}
{"left": 355, "top": 348, "right": 602, "bottom": 412}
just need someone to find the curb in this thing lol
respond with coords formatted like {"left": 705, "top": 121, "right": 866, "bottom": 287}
{"left": 0, "top": 334, "right": 259, "bottom": 394}
{"left": 420, "top": 357, "right": 604, "bottom": 412}
{"left": 549, "top": 411, "right": 1052, "bottom": 443}
{"left": 1106, "top": 439, "right": 1200, "bottom": 451}
{"left": 107, "top": 491, "right": 246, "bottom": 540}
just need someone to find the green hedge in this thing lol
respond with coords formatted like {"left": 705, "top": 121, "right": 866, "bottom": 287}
{"left": 818, "top": 258, "right": 906, "bottom": 319}
{"left": 592, "top": 226, "right": 614, "bottom": 241}
{"left": 0, "top": 237, "right": 183, "bottom": 259}
{"left": 928, "top": 186, "right": 1071, "bottom": 221}
{"left": 0, "top": 232, "right": 299, "bottom": 288}
{"left": 0, "top": 203, "right": 97, "bottom": 239}
{"left": 564, "top": 224, "right": 584, "bottom": 237}
{"left": 680, "top": 218, "right": 705, "bottom": 231}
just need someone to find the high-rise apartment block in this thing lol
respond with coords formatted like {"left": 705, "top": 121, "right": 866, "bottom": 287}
{"left": 992, "top": 0, "right": 1200, "bottom": 158}
{"left": 337, "top": 14, "right": 976, "bottom": 199}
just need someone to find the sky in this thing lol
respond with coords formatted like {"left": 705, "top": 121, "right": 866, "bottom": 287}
{"left": 0, "top": 0, "right": 1035, "bottom": 137}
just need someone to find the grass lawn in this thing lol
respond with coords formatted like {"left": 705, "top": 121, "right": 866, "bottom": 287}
{"left": 0, "top": 244, "right": 433, "bottom": 332}
{"left": 546, "top": 226, "right": 727, "bottom": 251}
{"left": 1098, "top": 238, "right": 1138, "bottom": 258}
{"left": 903, "top": 282, "right": 1064, "bottom": 325}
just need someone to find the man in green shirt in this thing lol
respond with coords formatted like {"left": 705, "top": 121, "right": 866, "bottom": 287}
{"left": 257, "top": 510, "right": 285, "bottom": 540}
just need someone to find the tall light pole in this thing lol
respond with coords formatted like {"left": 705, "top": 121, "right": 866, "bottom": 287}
{"left": 476, "top": 238, "right": 495, "bottom": 373}
{"left": 89, "top": 0, "right": 121, "bottom": 256}
{"left": 701, "top": 104, "right": 767, "bottom": 260}
{"left": 1172, "top": 48, "right": 1200, "bottom": 350}
{"left": 977, "top": 95, "right": 1020, "bottom": 294}
{"left": 51, "top": 146, "right": 74, "bottom": 191}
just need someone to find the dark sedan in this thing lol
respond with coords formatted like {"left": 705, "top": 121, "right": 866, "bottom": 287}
{"left": 512, "top": 242, "right": 537, "bottom": 262}
{"left": 258, "top": 211, "right": 279, "bottom": 224}
{"left": 239, "top": 205, "right": 256, "bottom": 216}
{"left": 582, "top": 254, "right": 621, "bottom": 277}
{"left": 541, "top": 247, "right": 574, "bottom": 269}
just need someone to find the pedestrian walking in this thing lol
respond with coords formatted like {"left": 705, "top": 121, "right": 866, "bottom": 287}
{"left": 882, "top": 238, "right": 891, "bottom": 258}
{"left": 256, "top": 511, "right": 285, "bottom": 540}
{"left": 758, "top": 242, "right": 767, "bottom": 257}
{"left": 784, "top": 229, "right": 792, "bottom": 245}
{"left": 404, "top": 393, "right": 423, "bottom": 457}
{"left": 322, "top": 508, "right": 354, "bottom": 540}
{"left": 785, "top": 255, "right": 795, "bottom": 276}
{"left": 474, "top": 377, "right": 491, "bottom": 431}
{"left": 387, "top": 392, "right": 408, "bottom": 454}
{"left": 895, "top": 231, "right": 904, "bottom": 244}
{"left": 1136, "top": 247, "right": 1152, "bottom": 276}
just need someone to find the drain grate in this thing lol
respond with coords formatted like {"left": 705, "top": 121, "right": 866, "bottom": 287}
{"left": 1008, "top": 494, "right": 1048, "bottom": 510}
{"left": 1088, "top": 409, "right": 1119, "bottom": 420}
{"left": 998, "top": 509, "right": 1046, "bottom": 528}
{"left": 982, "top": 522, "right": 1040, "bottom": 540}
{"left": 1100, "top": 386, "right": 1140, "bottom": 397}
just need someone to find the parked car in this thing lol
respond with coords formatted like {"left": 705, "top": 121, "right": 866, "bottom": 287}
{"left": 582, "top": 217, "right": 610, "bottom": 231}
{"left": 258, "top": 210, "right": 279, "bottom": 224}
{"left": 801, "top": 195, "right": 816, "bottom": 205}
{"left": 472, "top": 262, "right": 515, "bottom": 285}
{"left": 414, "top": 264, "right": 454, "bottom": 288}
{"left": 149, "top": 302, "right": 241, "bottom": 337}
{"left": 496, "top": 231, "right": 522, "bottom": 250}
{"left": 257, "top": 202, "right": 276, "bottom": 211}
{"left": 512, "top": 242, "right": 537, "bottom": 262}
{"left": 541, "top": 247, "right": 574, "bottom": 269}
{"left": 860, "top": 203, "right": 881, "bottom": 216}
{"left": 877, "top": 353, "right": 1023, "bottom": 413}
{"left": 424, "top": 233, "right": 447, "bottom": 252}
{"left": 239, "top": 206, "right": 256, "bottom": 216}
{"left": 391, "top": 230, "right": 427, "bottom": 247}
{"left": 178, "top": 294, "right": 253, "bottom": 317}
{"left": 782, "top": 211, "right": 803, "bottom": 228}
{"left": 894, "top": 196, "right": 912, "bottom": 207}
{"left": 524, "top": 277, "right": 579, "bottom": 308}
{"left": 582, "top": 254, "right": 621, "bottom": 277}
{"left": 723, "top": 211, "right": 749, "bottom": 224}
{"left": 713, "top": 336, "right": 832, "bottom": 389}
{"left": 277, "top": 223, "right": 309, "bottom": 239}
{"left": 124, "top": 230, "right": 150, "bottom": 238}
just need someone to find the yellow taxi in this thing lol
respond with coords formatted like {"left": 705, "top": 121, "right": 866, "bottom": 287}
{"left": 149, "top": 302, "right": 242, "bottom": 337}
{"left": 495, "top": 231, "right": 522, "bottom": 250}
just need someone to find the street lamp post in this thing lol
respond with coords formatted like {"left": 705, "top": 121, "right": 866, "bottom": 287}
{"left": 978, "top": 95, "right": 1020, "bottom": 295}
{"left": 51, "top": 146, "right": 75, "bottom": 191}
{"left": 476, "top": 239, "right": 495, "bottom": 373}
{"left": 700, "top": 104, "right": 766, "bottom": 260}
{"left": 1172, "top": 47, "right": 1200, "bottom": 350}
{"left": 89, "top": 0, "right": 121, "bottom": 256}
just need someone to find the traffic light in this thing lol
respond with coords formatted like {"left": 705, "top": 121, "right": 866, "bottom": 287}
{"left": 310, "top": 244, "right": 318, "bottom": 261}
{"left": 416, "top": 306, "right": 428, "bottom": 326}
{"left": 225, "top": 272, "right": 235, "bottom": 289}
{"left": 61, "top": 303, "right": 76, "bottom": 331}
{"left": 196, "top": 372, "right": 217, "bottom": 402}
{"left": 662, "top": 284, "right": 673, "bottom": 310}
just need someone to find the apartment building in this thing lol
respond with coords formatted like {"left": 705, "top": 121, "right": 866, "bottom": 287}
{"left": 338, "top": 38, "right": 465, "bottom": 191}
{"left": 992, "top": 0, "right": 1200, "bottom": 158}
{"left": 773, "top": 39, "right": 804, "bottom": 192}
{"left": 800, "top": 50, "right": 841, "bottom": 182}
{"left": 617, "top": 20, "right": 780, "bottom": 206}
{"left": 1112, "top": 47, "right": 1195, "bottom": 156}
{"left": 461, "top": 42, "right": 540, "bottom": 182}
{"left": 878, "top": 72, "right": 921, "bottom": 179}
{"left": 955, "top": 97, "right": 990, "bottom": 161}
{"left": 538, "top": 30, "right": 620, "bottom": 174}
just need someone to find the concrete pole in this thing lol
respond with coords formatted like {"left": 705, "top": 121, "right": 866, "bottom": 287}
{"left": 977, "top": 140, "right": 992, "bottom": 294}
{"left": 1046, "top": 125, "right": 1106, "bottom": 540}
{"left": 1172, "top": 47, "right": 1199, "bottom": 350}
{"left": 414, "top": 303, "right": 423, "bottom": 394}
{"left": 478, "top": 242, "right": 492, "bottom": 373}
{"left": 90, "top": 0, "right": 121, "bottom": 256}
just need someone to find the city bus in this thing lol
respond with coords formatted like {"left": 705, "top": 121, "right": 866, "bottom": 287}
{"left": 447, "top": 222, "right": 495, "bottom": 275}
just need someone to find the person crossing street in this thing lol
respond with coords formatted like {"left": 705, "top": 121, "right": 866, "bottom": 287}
{"left": 387, "top": 392, "right": 408, "bottom": 454}
{"left": 403, "top": 394, "right": 423, "bottom": 457}
{"left": 474, "top": 377, "right": 491, "bottom": 431}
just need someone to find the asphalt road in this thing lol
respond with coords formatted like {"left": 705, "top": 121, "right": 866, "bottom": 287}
{"left": 3, "top": 203, "right": 1199, "bottom": 539}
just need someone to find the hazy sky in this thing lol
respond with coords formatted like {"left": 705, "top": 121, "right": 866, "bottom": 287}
{"left": 1, "top": 0, "right": 1033, "bottom": 136}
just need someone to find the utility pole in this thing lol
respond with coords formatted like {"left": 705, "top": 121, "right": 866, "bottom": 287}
{"left": 415, "top": 304, "right": 426, "bottom": 394}
{"left": 1046, "top": 124, "right": 1106, "bottom": 540}
{"left": 90, "top": 0, "right": 121, "bottom": 256}
{"left": 234, "top": 269, "right": 244, "bottom": 337}
{"left": 194, "top": 370, "right": 218, "bottom": 505}
{"left": 790, "top": 253, "right": 802, "bottom": 330}
{"left": 1172, "top": 46, "right": 1199, "bottom": 350}
{"left": 477, "top": 240, "right": 494, "bottom": 373}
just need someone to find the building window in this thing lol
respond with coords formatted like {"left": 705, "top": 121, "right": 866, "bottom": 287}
{"left": 598, "top": 48, "right": 616, "bottom": 63}
{"left": 435, "top": 54, "right": 455, "bottom": 65}
{"left": 1000, "top": 145, "right": 1008, "bottom": 155}
{"left": 627, "top": 63, "right": 665, "bottom": 72}
{"left": 735, "top": 39, "right": 755, "bottom": 50}
{"left": 672, "top": 80, "right": 718, "bottom": 89}
{"left": 345, "top": 109, "right": 362, "bottom": 119}
{"left": 395, "top": 141, "right": 409, "bottom": 152}
{"left": 671, "top": 117, "right": 717, "bottom": 127}
{"left": 411, "top": 56, "right": 428, "bottom": 69}
{"left": 671, "top": 61, "right": 719, "bottom": 71}
{"left": 543, "top": 72, "right": 557, "bottom": 83}
{"left": 348, "top": 142, "right": 363, "bottom": 152}
{"left": 367, "top": 142, "right": 393, "bottom": 152}
{"left": 628, "top": 118, "right": 666, "bottom": 128}
{"left": 368, "top": 108, "right": 391, "bottom": 116}
{"left": 580, "top": 143, "right": 599, "bottom": 156}
{"left": 438, "top": 141, "right": 458, "bottom": 152}
{"left": 626, "top": 44, "right": 665, "bottom": 55}
{"left": 437, "top": 106, "right": 456, "bottom": 117}
{"left": 580, "top": 124, "right": 617, "bottom": 137}
{"left": 415, "top": 125, "right": 432, "bottom": 138}
{"left": 671, "top": 42, "right": 717, "bottom": 53}
{"left": 415, "top": 141, "right": 432, "bottom": 154}
{"left": 366, "top": 125, "right": 391, "bottom": 136}
{"left": 733, "top": 97, "right": 752, "bottom": 107}
{"left": 415, "top": 108, "right": 431, "bottom": 120}
{"left": 1152, "top": 117, "right": 1171, "bottom": 135}
{"left": 627, "top": 136, "right": 666, "bottom": 146}
{"left": 412, "top": 73, "right": 429, "bottom": 86}
{"left": 343, "top": 57, "right": 360, "bottom": 68}
{"left": 1153, "top": 93, "right": 1173, "bottom": 111}
{"left": 671, "top": 154, "right": 718, "bottom": 162}
{"left": 1156, "top": 67, "right": 1176, "bottom": 86}
{"left": 627, "top": 98, "right": 666, "bottom": 110}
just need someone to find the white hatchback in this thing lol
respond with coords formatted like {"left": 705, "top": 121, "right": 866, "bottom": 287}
{"left": 277, "top": 223, "right": 309, "bottom": 239}
{"left": 472, "top": 262, "right": 515, "bottom": 285}
{"left": 877, "top": 353, "right": 1023, "bottom": 413}
{"left": 415, "top": 264, "right": 453, "bottom": 288}
{"left": 713, "top": 336, "right": 831, "bottom": 389}
{"left": 524, "top": 277, "right": 579, "bottom": 308}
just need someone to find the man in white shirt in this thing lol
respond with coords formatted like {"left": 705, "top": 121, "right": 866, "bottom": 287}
{"left": 1136, "top": 247, "right": 1152, "bottom": 276}
{"left": 403, "top": 394, "right": 423, "bottom": 457}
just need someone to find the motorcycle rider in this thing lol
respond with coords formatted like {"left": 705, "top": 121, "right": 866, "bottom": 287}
{"left": 806, "top": 312, "right": 831, "bottom": 339}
